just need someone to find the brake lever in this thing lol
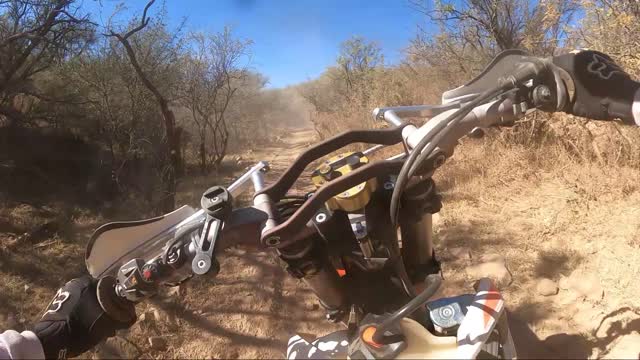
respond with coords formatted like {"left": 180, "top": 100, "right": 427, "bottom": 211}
{"left": 192, "top": 216, "right": 222, "bottom": 275}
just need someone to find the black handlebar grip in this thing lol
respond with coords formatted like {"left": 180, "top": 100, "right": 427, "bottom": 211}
{"left": 96, "top": 276, "right": 137, "bottom": 324}
{"left": 552, "top": 51, "right": 640, "bottom": 125}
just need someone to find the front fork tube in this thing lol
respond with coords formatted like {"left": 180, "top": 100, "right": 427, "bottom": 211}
{"left": 278, "top": 236, "right": 347, "bottom": 316}
{"left": 302, "top": 262, "right": 346, "bottom": 314}
{"left": 497, "top": 311, "right": 517, "bottom": 359}
{"left": 399, "top": 177, "right": 442, "bottom": 284}
{"left": 400, "top": 212, "right": 435, "bottom": 280}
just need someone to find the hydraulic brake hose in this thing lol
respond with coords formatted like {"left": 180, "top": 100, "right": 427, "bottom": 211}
{"left": 386, "top": 87, "right": 508, "bottom": 299}
{"left": 371, "top": 274, "right": 443, "bottom": 344}
{"left": 406, "top": 89, "right": 510, "bottom": 178}
{"left": 389, "top": 86, "right": 507, "bottom": 229}
{"left": 390, "top": 59, "right": 549, "bottom": 229}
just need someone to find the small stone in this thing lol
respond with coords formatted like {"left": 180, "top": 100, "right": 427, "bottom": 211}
{"left": 23, "top": 284, "right": 30, "bottom": 293}
{"left": 152, "top": 308, "right": 162, "bottom": 322}
{"left": 448, "top": 247, "right": 471, "bottom": 261}
{"left": 95, "top": 336, "right": 141, "bottom": 359}
{"left": 132, "top": 308, "right": 164, "bottom": 334}
{"left": 466, "top": 255, "right": 512, "bottom": 289}
{"left": 139, "top": 310, "right": 156, "bottom": 325}
{"left": 559, "top": 270, "right": 604, "bottom": 300}
{"left": 6, "top": 313, "right": 17, "bottom": 328}
{"left": 479, "top": 253, "right": 505, "bottom": 263}
{"left": 148, "top": 336, "right": 167, "bottom": 351}
{"left": 166, "top": 285, "right": 183, "bottom": 297}
{"left": 536, "top": 278, "right": 558, "bottom": 296}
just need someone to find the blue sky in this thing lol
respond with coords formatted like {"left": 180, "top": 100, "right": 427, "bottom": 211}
{"left": 82, "top": 0, "right": 430, "bottom": 88}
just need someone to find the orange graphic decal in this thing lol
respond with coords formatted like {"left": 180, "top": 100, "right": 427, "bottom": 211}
{"left": 483, "top": 282, "right": 501, "bottom": 328}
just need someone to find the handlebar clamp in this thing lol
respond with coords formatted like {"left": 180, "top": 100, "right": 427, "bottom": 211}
{"left": 201, "top": 186, "right": 233, "bottom": 219}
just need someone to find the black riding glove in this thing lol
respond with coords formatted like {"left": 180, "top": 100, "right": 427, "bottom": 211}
{"left": 552, "top": 50, "right": 640, "bottom": 125}
{"left": 33, "top": 275, "right": 136, "bottom": 359}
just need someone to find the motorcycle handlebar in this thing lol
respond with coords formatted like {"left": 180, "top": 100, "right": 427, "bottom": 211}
{"left": 99, "top": 54, "right": 572, "bottom": 320}
{"left": 217, "top": 56, "right": 567, "bottom": 253}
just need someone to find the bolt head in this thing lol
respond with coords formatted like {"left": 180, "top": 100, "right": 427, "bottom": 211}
{"left": 265, "top": 236, "right": 280, "bottom": 246}
{"left": 433, "top": 154, "right": 446, "bottom": 168}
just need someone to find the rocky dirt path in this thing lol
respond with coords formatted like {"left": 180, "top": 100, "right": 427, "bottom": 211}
{"left": 3, "top": 127, "right": 639, "bottom": 359}
{"left": 130, "top": 128, "right": 342, "bottom": 359}
{"left": 431, "top": 145, "right": 640, "bottom": 359}
{"left": 163, "top": 127, "right": 640, "bottom": 359}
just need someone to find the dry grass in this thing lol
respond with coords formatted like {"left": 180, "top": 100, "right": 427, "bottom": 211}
{"left": 2, "top": 119, "right": 640, "bottom": 358}
{"left": 430, "top": 129, "right": 640, "bottom": 357}
{"left": 169, "top": 121, "right": 640, "bottom": 358}
{"left": 166, "top": 121, "right": 640, "bottom": 358}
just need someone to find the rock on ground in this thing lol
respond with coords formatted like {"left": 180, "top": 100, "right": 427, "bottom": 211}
{"left": 5, "top": 313, "right": 17, "bottom": 328}
{"left": 448, "top": 247, "right": 472, "bottom": 261}
{"left": 148, "top": 336, "right": 168, "bottom": 351}
{"left": 536, "top": 278, "right": 559, "bottom": 296}
{"left": 94, "top": 336, "right": 141, "bottom": 359}
{"left": 559, "top": 270, "right": 604, "bottom": 300}
{"left": 604, "top": 332, "right": 640, "bottom": 358}
{"left": 466, "top": 253, "right": 512, "bottom": 289}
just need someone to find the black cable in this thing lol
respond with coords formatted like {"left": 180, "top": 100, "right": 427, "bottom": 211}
{"left": 389, "top": 63, "right": 547, "bottom": 228}
{"left": 282, "top": 195, "right": 308, "bottom": 200}
{"left": 389, "top": 86, "right": 508, "bottom": 229}
{"left": 386, "top": 85, "right": 512, "bottom": 299}
{"left": 406, "top": 90, "right": 514, "bottom": 180}
{"left": 276, "top": 198, "right": 306, "bottom": 221}
{"left": 372, "top": 274, "right": 442, "bottom": 344}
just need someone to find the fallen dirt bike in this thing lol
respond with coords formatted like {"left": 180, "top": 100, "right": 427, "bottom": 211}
{"left": 85, "top": 50, "right": 577, "bottom": 359}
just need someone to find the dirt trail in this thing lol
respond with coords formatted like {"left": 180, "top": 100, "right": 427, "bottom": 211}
{"left": 431, "top": 144, "right": 640, "bottom": 359}
{"left": 157, "top": 128, "right": 341, "bottom": 359}
{"left": 2, "top": 127, "right": 639, "bottom": 359}
{"left": 170, "top": 127, "right": 640, "bottom": 359}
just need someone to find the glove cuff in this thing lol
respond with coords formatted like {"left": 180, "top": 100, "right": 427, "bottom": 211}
{"left": 0, "top": 330, "right": 46, "bottom": 360}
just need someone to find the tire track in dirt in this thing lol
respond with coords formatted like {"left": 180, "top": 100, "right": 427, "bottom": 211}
{"left": 155, "top": 128, "right": 341, "bottom": 359}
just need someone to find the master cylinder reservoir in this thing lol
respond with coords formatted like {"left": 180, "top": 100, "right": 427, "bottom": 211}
{"left": 311, "top": 151, "right": 377, "bottom": 212}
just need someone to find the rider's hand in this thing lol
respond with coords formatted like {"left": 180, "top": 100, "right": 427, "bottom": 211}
{"left": 33, "top": 275, "right": 136, "bottom": 359}
{"left": 552, "top": 50, "right": 640, "bottom": 125}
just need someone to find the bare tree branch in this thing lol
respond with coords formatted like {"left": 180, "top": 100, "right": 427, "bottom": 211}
{"left": 106, "top": 0, "right": 182, "bottom": 212}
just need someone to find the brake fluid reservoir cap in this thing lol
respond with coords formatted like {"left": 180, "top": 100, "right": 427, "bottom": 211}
{"left": 311, "top": 152, "right": 376, "bottom": 212}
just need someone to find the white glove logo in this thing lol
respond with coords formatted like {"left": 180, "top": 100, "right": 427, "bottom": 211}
{"left": 43, "top": 288, "right": 70, "bottom": 316}
{"left": 588, "top": 53, "right": 623, "bottom": 80}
